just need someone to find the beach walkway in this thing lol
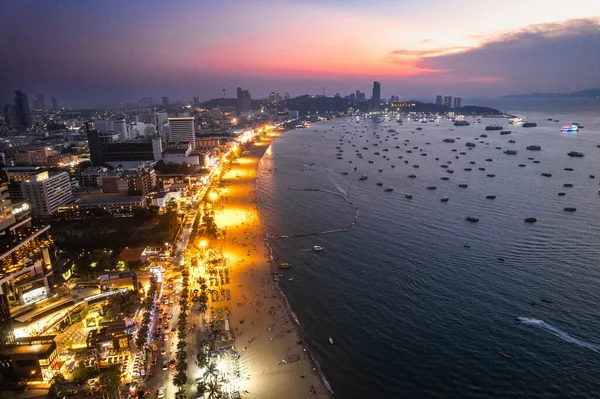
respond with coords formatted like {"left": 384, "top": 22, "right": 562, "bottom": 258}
{"left": 211, "top": 131, "right": 332, "bottom": 398}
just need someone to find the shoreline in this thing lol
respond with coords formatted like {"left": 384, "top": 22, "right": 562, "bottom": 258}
{"left": 212, "top": 129, "right": 333, "bottom": 399}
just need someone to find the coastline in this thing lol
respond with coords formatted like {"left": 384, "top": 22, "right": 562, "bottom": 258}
{"left": 212, "top": 129, "right": 333, "bottom": 399}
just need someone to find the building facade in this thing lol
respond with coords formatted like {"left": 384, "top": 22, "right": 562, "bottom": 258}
{"left": 236, "top": 87, "right": 252, "bottom": 116}
{"left": 371, "top": 82, "right": 381, "bottom": 112}
{"left": 20, "top": 171, "right": 74, "bottom": 216}
{"left": 168, "top": 117, "right": 196, "bottom": 147}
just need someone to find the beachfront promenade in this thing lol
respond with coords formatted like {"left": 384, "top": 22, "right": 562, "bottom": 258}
{"left": 211, "top": 131, "right": 332, "bottom": 398}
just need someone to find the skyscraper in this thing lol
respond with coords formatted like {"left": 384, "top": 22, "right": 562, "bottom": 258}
{"left": 443, "top": 96, "right": 453, "bottom": 107}
{"left": 284, "top": 92, "right": 290, "bottom": 101}
{"left": 371, "top": 81, "right": 381, "bottom": 112}
{"left": 168, "top": 117, "right": 196, "bottom": 147}
{"left": 355, "top": 91, "right": 366, "bottom": 103}
{"left": 14, "top": 90, "right": 31, "bottom": 129}
{"left": 162, "top": 96, "right": 169, "bottom": 107}
{"left": 52, "top": 97, "right": 58, "bottom": 111}
{"left": 436, "top": 95, "right": 443, "bottom": 105}
{"left": 33, "top": 94, "right": 46, "bottom": 110}
{"left": 236, "top": 87, "right": 252, "bottom": 116}
{"left": 3, "top": 105, "right": 20, "bottom": 129}
{"left": 453, "top": 97, "right": 462, "bottom": 108}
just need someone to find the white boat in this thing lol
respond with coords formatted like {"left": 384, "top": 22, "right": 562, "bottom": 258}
{"left": 288, "top": 278, "right": 294, "bottom": 281}
{"left": 329, "top": 336, "right": 334, "bottom": 345}
{"left": 313, "top": 245, "right": 325, "bottom": 252}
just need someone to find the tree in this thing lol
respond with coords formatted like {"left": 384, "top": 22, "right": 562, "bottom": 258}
{"left": 206, "top": 379, "right": 222, "bottom": 399}
{"left": 203, "top": 361, "right": 218, "bottom": 382}
{"left": 196, "top": 381, "right": 207, "bottom": 395}
{"left": 172, "top": 369, "right": 188, "bottom": 387}
{"left": 48, "top": 372, "right": 66, "bottom": 397}
{"left": 174, "top": 389, "right": 188, "bottom": 399}
{"left": 195, "top": 351, "right": 207, "bottom": 369}
{"left": 72, "top": 365, "right": 89, "bottom": 383}
{"left": 99, "top": 365, "right": 121, "bottom": 399}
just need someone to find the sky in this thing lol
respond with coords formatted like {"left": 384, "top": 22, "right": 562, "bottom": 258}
{"left": 1, "top": 0, "right": 599, "bottom": 107}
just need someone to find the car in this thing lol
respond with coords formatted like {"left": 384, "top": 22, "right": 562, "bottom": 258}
{"left": 169, "top": 359, "right": 176, "bottom": 368}
{"left": 170, "top": 301, "right": 174, "bottom": 306}
{"left": 157, "top": 387, "right": 165, "bottom": 398}
{"left": 164, "top": 333, "right": 169, "bottom": 341}
{"left": 160, "top": 347, "right": 166, "bottom": 355}
{"left": 162, "top": 362, "right": 167, "bottom": 371}
{"left": 171, "top": 328, "right": 176, "bottom": 333}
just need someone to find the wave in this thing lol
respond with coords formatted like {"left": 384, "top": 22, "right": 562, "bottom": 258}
{"left": 517, "top": 317, "right": 600, "bottom": 353}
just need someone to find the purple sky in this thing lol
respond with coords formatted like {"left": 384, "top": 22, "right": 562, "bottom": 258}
{"left": 1, "top": 0, "right": 599, "bottom": 107}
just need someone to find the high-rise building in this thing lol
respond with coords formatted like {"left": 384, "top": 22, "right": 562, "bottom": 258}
{"left": 284, "top": 92, "right": 290, "bottom": 101}
{"left": 162, "top": 96, "right": 169, "bottom": 107}
{"left": 51, "top": 97, "right": 58, "bottom": 111}
{"left": 453, "top": 97, "right": 462, "bottom": 108}
{"left": 168, "top": 117, "right": 196, "bottom": 147}
{"left": 154, "top": 112, "right": 168, "bottom": 127}
{"left": 113, "top": 120, "right": 127, "bottom": 140}
{"left": 3, "top": 105, "right": 20, "bottom": 130}
{"left": 94, "top": 119, "right": 114, "bottom": 133}
{"left": 14, "top": 90, "right": 31, "bottom": 129}
{"left": 355, "top": 91, "right": 366, "bottom": 103}
{"left": 371, "top": 82, "right": 381, "bottom": 112}
{"left": 436, "top": 95, "right": 443, "bottom": 105}
{"left": 20, "top": 171, "right": 73, "bottom": 216}
{"left": 275, "top": 93, "right": 281, "bottom": 102}
{"left": 268, "top": 92, "right": 276, "bottom": 103}
{"left": 128, "top": 168, "right": 156, "bottom": 196}
{"left": 443, "top": 96, "right": 453, "bottom": 107}
{"left": 192, "top": 96, "right": 200, "bottom": 107}
{"left": 390, "top": 95, "right": 399, "bottom": 103}
{"left": 236, "top": 87, "right": 252, "bottom": 116}
{"left": 32, "top": 94, "right": 46, "bottom": 110}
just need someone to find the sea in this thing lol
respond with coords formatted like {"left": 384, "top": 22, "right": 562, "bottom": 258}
{"left": 256, "top": 98, "right": 600, "bottom": 399}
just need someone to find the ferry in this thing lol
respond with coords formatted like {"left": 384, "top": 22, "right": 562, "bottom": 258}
{"left": 561, "top": 124, "right": 579, "bottom": 132}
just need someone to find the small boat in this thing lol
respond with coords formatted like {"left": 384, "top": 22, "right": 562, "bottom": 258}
{"left": 313, "top": 246, "right": 325, "bottom": 252}
{"left": 567, "top": 151, "right": 584, "bottom": 157}
{"left": 405, "top": 194, "right": 413, "bottom": 199}
{"left": 376, "top": 182, "right": 383, "bottom": 186}
{"left": 522, "top": 122, "right": 537, "bottom": 128}
{"left": 441, "top": 177, "right": 450, "bottom": 181}
{"left": 465, "top": 142, "right": 476, "bottom": 147}
{"left": 408, "top": 174, "right": 417, "bottom": 178}
{"left": 359, "top": 175, "right": 368, "bottom": 181}
{"left": 564, "top": 168, "right": 574, "bottom": 171}
{"left": 499, "top": 130, "right": 512, "bottom": 135}
{"left": 486, "top": 195, "right": 496, "bottom": 199}
{"left": 526, "top": 145, "right": 541, "bottom": 151}
{"left": 558, "top": 192, "right": 566, "bottom": 196}
{"left": 563, "top": 183, "right": 573, "bottom": 187}
{"left": 508, "top": 139, "right": 516, "bottom": 143}
{"left": 499, "top": 353, "right": 511, "bottom": 359}
{"left": 426, "top": 186, "right": 437, "bottom": 190}
{"left": 440, "top": 196, "right": 449, "bottom": 202}
{"left": 443, "top": 138, "right": 456, "bottom": 143}
{"left": 541, "top": 173, "right": 552, "bottom": 177}
{"left": 465, "top": 216, "right": 479, "bottom": 222}
{"left": 524, "top": 217, "right": 537, "bottom": 223}
{"left": 561, "top": 124, "right": 579, "bottom": 132}
{"left": 279, "top": 263, "right": 292, "bottom": 269}
{"left": 342, "top": 172, "right": 348, "bottom": 175}
{"left": 329, "top": 336, "right": 334, "bottom": 345}
{"left": 384, "top": 188, "right": 394, "bottom": 192}
{"left": 458, "top": 184, "right": 468, "bottom": 188}
{"left": 453, "top": 120, "right": 470, "bottom": 126}
{"left": 487, "top": 174, "right": 496, "bottom": 177}
{"left": 485, "top": 125, "right": 503, "bottom": 131}
{"left": 288, "top": 278, "right": 294, "bottom": 281}
{"left": 564, "top": 207, "right": 577, "bottom": 212}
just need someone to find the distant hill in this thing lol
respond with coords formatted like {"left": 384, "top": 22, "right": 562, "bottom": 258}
{"left": 502, "top": 87, "right": 600, "bottom": 99}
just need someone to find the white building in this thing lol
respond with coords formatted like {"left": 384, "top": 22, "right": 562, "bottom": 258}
{"left": 129, "top": 122, "right": 156, "bottom": 139}
{"left": 94, "top": 120, "right": 114, "bottom": 133}
{"left": 154, "top": 112, "right": 169, "bottom": 127}
{"left": 168, "top": 117, "right": 196, "bottom": 147}
{"left": 113, "top": 120, "right": 127, "bottom": 140}
{"left": 21, "top": 171, "right": 74, "bottom": 216}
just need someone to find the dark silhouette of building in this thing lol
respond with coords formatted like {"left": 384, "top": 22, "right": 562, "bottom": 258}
{"left": 453, "top": 97, "right": 462, "bottom": 108}
{"left": 87, "top": 128, "right": 161, "bottom": 166}
{"left": 32, "top": 94, "right": 46, "bottom": 110}
{"left": 371, "top": 82, "right": 381, "bottom": 112}
{"left": 162, "top": 96, "right": 169, "bottom": 107}
{"left": 236, "top": 87, "right": 251, "bottom": 116}
{"left": 3, "top": 105, "right": 20, "bottom": 129}
{"left": 14, "top": 90, "right": 31, "bottom": 129}
{"left": 51, "top": 97, "right": 58, "bottom": 111}
{"left": 436, "top": 95, "right": 443, "bottom": 105}
{"left": 443, "top": 96, "right": 453, "bottom": 107}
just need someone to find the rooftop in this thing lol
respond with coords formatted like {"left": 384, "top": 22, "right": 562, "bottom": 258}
{"left": 74, "top": 194, "right": 144, "bottom": 205}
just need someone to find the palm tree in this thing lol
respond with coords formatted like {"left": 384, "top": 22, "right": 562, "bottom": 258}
{"left": 203, "top": 361, "right": 218, "bottom": 382}
{"left": 206, "top": 379, "right": 222, "bottom": 399}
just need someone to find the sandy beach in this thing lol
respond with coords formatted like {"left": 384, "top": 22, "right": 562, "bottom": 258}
{"left": 210, "top": 131, "right": 332, "bottom": 399}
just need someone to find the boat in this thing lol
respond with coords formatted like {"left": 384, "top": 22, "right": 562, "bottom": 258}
{"left": 465, "top": 142, "right": 476, "bottom": 147}
{"left": 342, "top": 172, "right": 348, "bottom": 175}
{"left": 329, "top": 336, "right": 334, "bottom": 345}
{"left": 288, "top": 278, "right": 294, "bottom": 281}
{"left": 279, "top": 263, "right": 292, "bottom": 269}
{"left": 416, "top": 127, "right": 423, "bottom": 131}
{"left": 465, "top": 216, "right": 479, "bottom": 222}
{"left": 384, "top": 188, "right": 394, "bottom": 192}
{"left": 499, "top": 353, "right": 511, "bottom": 359}
{"left": 561, "top": 124, "right": 579, "bottom": 132}
{"left": 522, "top": 122, "right": 537, "bottom": 128}
{"left": 504, "top": 149, "right": 518, "bottom": 155}
{"left": 524, "top": 217, "right": 537, "bottom": 223}
{"left": 453, "top": 120, "right": 470, "bottom": 126}
{"left": 563, "top": 207, "right": 577, "bottom": 212}
{"left": 558, "top": 192, "right": 566, "bottom": 196}
{"left": 567, "top": 151, "right": 584, "bottom": 157}
{"left": 563, "top": 183, "right": 573, "bottom": 187}
{"left": 500, "top": 130, "right": 512, "bottom": 135}
{"left": 541, "top": 173, "right": 552, "bottom": 177}
{"left": 485, "top": 125, "right": 503, "bottom": 131}
{"left": 486, "top": 195, "right": 496, "bottom": 199}
{"left": 440, "top": 196, "right": 449, "bottom": 202}
{"left": 376, "top": 182, "right": 383, "bottom": 186}
{"left": 359, "top": 175, "right": 368, "bottom": 180}
{"left": 405, "top": 194, "right": 413, "bottom": 199}
{"left": 313, "top": 246, "right": 325, "bottom": 252}
{"left": 480, "top": 134, "right": 488, "bottom": 138}
{"left": 526, "top": 145, "right": 541, "bottom": 151}
{"left": 508, "top": 139, "right": 516, "bottom": 143}
{"left": 426, "top": 186, "right": 437, "bottom": 190}
{"left": 443, "top": 138, "right": 455, "bottom": 143}
{"left": 458, "top": 184, "right": 468, "bottom": 188}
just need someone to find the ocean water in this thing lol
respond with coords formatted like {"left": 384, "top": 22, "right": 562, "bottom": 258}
{"left": 257, "top": 99, "right": 600, "bottom": 398}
